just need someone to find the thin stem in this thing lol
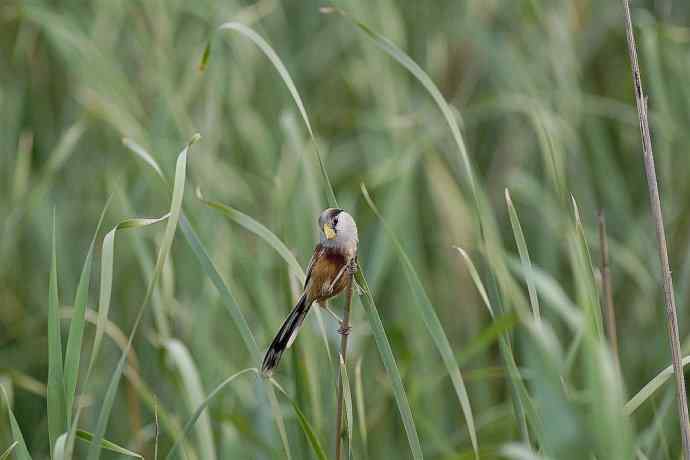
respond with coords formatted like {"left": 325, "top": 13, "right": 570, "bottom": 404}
{"left": 335, "top": 274, "right": 354, "bottom": 460}
{"left": 621, "top": 1, "right": 690, "bottom": 458}
{"left": 598, "top": 210, "right": 620, "bottom": 371}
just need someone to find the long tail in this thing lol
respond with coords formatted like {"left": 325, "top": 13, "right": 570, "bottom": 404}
{"left": 261, "top": 293, "right": 312, "bottom": 376}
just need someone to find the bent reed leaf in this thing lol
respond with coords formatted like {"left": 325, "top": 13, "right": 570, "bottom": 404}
{"left": 86, "top": 133, "right": 200, "bottom": 460}
{"left": 123, "top": 136, "right": 293, "bottom": 459}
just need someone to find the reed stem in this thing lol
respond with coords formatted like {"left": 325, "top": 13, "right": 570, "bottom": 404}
{"left": 335, "top": 274, "right": 354, "bottom": 460}
{"left": 621, "top": 2, "right": 690, "bottom": 457}
{"left": 598, "top": 210, "right": 619, "bottom": 371}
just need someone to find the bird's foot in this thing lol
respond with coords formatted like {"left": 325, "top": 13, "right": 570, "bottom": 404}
{"left": 337, "top": 324, "right": 351, "bottom": 336}
{"left": 346, "top": 259, "right": 359, "bottom": 275}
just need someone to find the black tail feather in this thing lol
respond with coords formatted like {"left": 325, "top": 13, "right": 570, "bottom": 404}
{"left": 261, "top": 294, "right": 311, "bottom": 376}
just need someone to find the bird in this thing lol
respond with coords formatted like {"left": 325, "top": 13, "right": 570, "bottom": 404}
{"left": 261, "top": 208, "right": 359, "bottom": 376}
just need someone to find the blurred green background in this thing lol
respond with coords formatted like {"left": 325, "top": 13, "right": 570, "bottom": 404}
{"left": 2, "top": 0, "right": 690, "bottom": 458}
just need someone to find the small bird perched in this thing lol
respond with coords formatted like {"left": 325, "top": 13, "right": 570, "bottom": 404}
{"left": 261, "top": 208, "right": 358, "bottom": 376}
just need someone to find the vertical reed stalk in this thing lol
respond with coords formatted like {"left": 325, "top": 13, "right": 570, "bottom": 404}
{"left": 621, "top": 2, "right": 690, "bottom": 457}
{"left": 335, "top": 274, "right": 354, "bottom": 460}
{"left": 598, "top": 210, "right": 619, "bottom": 370}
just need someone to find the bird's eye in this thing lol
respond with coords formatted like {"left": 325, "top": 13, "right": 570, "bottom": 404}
{"left": 333, "top": 218, "right": 338, "bottom": 227}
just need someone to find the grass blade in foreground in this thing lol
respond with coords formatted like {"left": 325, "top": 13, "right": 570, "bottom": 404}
{"left": 353, "top": 270, "right": 424, "bottom": 459}
{"left": 76, "top": 430, "right": 142, "bottom": 458}
{"left": 64, "top": 198, "right": 111, "bottom": 424}
{"left": 505, "top": 189, "right": 540, "bottom": 320}
{"left": 625, "top": 356, "right": 690, "bottom": 415}
{"left": 86, "top": 134, "right": 200, "bottom": 460}
{"left": 0, "top": 442, "right": 17, "bottom": 460}
{"left": 362, "top": 184, "right": 478, "bottom": 456}
{"left": 1, "top": 387, "right": 31, "bottom": 460}
{"left": 48, "top": 214, "right": 67, "bottom": 454}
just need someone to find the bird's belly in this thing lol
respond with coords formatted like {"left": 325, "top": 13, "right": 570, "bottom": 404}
{"left": 320, "top": 273, "right": 348, "bottom": 299}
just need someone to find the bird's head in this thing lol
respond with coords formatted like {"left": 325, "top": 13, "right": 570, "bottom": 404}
{"left": 318, "top": 208, "right": 358, "bottom": 250}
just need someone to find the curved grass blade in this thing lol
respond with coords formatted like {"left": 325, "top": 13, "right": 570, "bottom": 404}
{"left": 353, "top": 270, "right": 423, "bottom": 459}
{"left": 195, "top": 189, "right": 305, "bottom": 282}
{"left": 213, "top": 22, "right": 336, "bottom": 207}
{"left": 75, "top": 430, "right": 143, "bottom": 458}
{"left": 505, "top": 189, "right": 540, "bottom": 320}
{"left": 362, "top": 184, "right": 478, "bottom": 456}
{"left": 123, "top": 140, "right": 260, "bottom": 360}
{"left": 163, "top": 339, "right": 216, "bottom": 460}
{"left": 1, "top": 387, "right": 31, "bottom": 460}
{"left": 122, "top": 138, "right": 166, "bottom": 182}
{"left": 64, "top": 198, "right": 111, "bottom": 424}
{"left": 625, "top": 356, "right": 690, "bottom": 415}
{"left": 123, "top": 138, "right": 292, "bottom": 459}
{"left": 453, "top": 247, "right": 493, "bottom": 317}
{"left": 269, "top": 379, "right": 328, "bottom": 460}
{"left": 0, "top": 442, "right": 18, "bottom": 460}
{"left": 48, "top": 213, "right": 67, "bottom": 454}
{"left": 570, "top": 196, "right": 603, "bottom": 337}
{"left": 166, "top": 368, "right": 256, "bottom": 460}
{"left": 323, "top": 7, "right": 477, "bottom": 201}
{"left": 87, "top": 134, "right": 200, "bottom": 460}
{"left": 84, "top": 212, "right": 170, "bottom": 382}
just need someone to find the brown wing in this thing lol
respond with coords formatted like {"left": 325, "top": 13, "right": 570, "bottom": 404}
{"left": 303, "top": 243, "right": 326, "bottom": 290}
{"left": 305, "top": 246, "right": 348, "bottom": 302}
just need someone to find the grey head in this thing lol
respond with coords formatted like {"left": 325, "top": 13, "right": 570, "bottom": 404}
{"left": 318, "top": 208, "right": 358, "bottom": 257}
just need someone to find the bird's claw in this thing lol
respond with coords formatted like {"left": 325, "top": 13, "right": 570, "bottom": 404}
{"left": 337, "top": 324, "right": 351, "bottom": 336}
{"left": 346, "top": 259, "right": 358, "bottom": 275}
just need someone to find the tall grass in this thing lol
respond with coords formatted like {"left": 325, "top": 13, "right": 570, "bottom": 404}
{"left": 2, "top": 0, "right": 690, "bottom": 459}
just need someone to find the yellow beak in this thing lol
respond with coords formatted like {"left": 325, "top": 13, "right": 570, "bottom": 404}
{"left": 323, "top": 223, "right": 336, "bottom": 240}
